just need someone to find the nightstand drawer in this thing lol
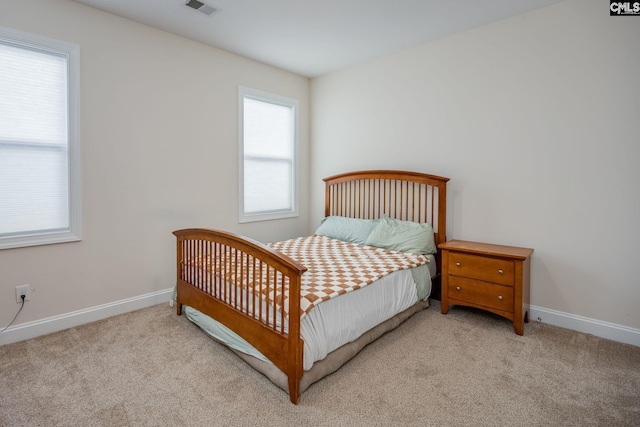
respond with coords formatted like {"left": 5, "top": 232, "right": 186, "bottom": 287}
{"left": 448, "top": 252, "right": 515, "bottom": 286}
{"left": 448, "top": 276, "right": 514, "bottom": 312}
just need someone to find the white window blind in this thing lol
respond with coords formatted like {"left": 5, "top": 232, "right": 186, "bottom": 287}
{"left": 239, "top": 87, "right": 298, "bottom": 222}
{"left": 0, "top": 27, "right": 80, "bottom": 249}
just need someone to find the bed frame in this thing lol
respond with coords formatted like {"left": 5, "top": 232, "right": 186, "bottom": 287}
{"left": 174, "top": 170, "right": 449, "bottom": 404}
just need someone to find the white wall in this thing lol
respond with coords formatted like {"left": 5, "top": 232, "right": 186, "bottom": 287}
{"left": 310, "top": 0, "right": 640, "bottom": 332}
{"left": 0, "top": 0, "right": 310, "bottom": 335}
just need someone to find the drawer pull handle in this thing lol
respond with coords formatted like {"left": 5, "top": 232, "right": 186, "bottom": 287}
{"left": 498, "top": 269, "right": 504, "bottom": 275}
{"left": 456, "top": 262, "right": 461, "bottom": 267}
{"left": 456, "top": 286, "right": 461, "bottom": 291}
{"left": 498, "top": 295, "right": 503, "bottom": 300}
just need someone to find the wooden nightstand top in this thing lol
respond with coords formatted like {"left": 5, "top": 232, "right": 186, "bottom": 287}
{"left": 438, "top": 240, "right": 533, "bottom": 260}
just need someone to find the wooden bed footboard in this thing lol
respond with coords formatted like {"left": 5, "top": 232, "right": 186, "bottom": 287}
{"left": 173, "top": 228, "right": 307, "bottom": 404}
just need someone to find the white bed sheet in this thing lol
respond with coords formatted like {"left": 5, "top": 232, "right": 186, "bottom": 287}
{"left": 185, "top": 254, "right": 435, "bottom": 371}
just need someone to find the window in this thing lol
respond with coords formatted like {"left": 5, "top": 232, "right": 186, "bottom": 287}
{"left": 239, "top": 87, "right": 298, "bottom": 223}
{"left": 0, "top": 27, "right": 81, "bottom": 249}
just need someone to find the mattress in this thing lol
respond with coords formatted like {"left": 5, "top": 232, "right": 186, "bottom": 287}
{"left": 185, "top": 254, "right": 435, "bottom": 371}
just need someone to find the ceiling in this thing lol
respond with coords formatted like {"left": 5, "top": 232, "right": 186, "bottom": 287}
{"left": 72, "top": 0, "right": 565, "bottom": 78}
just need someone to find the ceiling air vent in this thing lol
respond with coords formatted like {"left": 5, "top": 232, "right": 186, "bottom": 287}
{"left": 185, "top": 0, "right": 219, "bottom": 16}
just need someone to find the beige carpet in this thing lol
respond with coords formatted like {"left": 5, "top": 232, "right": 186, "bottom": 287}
{"left": 1, "top": 300, "right": 638, "bottom": 426}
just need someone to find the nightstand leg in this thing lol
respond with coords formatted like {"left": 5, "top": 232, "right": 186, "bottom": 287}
{"left": 514, "top": 319, "right": 524, "bottom": 336}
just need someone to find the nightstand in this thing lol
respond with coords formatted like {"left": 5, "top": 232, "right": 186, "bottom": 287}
{"left": 439, "top": 240, "right": 533, "bottom": 335}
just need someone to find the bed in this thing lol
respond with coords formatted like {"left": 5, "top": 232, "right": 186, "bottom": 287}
{"left": 174, "top": 170, "right": 449, "bottom": 404}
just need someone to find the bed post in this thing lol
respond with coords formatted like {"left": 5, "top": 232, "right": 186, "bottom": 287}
{"left": 287, "top": 274, "right": 304, "bottom": 404}
{"left": 435, "top": 177, "right": 448, "bottom": 279}
{"left": 437, "top": 175, "right": 448, "bottom": 246}
{"left": 324, "top": 180, "right": 332, "bottom": 218}
{"left": 175, "top": 235, "right": 183, "bottom": 316}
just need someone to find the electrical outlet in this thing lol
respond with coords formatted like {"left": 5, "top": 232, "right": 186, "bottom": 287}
{"left": 15, "top": 284, "right": 30, "bottom": 303}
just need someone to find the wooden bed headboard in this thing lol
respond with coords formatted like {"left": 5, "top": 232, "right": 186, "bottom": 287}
{"left": 323, "top": 169, "right": 450, "bottom": 248}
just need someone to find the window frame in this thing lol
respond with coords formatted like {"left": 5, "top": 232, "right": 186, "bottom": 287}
{"left": 238, "top": 86, "right": 299, "bottom": 223}
{"left": 0, "top": 26, "right": 81, "bottom": 250}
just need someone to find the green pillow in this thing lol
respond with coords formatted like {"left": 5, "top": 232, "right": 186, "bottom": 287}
{"left": 365, "top": 216, "right": 437, "bottom": 254}
{"left": 315, "top": 216, "right": 380, "bottom": 245}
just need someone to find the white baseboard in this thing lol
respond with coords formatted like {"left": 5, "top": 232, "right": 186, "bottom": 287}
{"left": 530, "top": 305, "right": 640, "bottom": 347}
{"left": 0, "top": 288, "right": 174, "bottom": 346}
{"left": 2, "top": 294, "right": 638, "bottom": 348}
